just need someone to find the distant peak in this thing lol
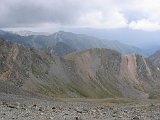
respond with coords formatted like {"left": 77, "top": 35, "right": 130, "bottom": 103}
{"left": 56, "top": 30, "right": 76, "bottom": 35}
{"left": 56, "top": 31, "right": 68, "bottom": 34}
{"left": 58, "top": 30, "right": 65, "bottom": 33}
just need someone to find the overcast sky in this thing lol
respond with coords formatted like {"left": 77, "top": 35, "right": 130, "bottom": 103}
{"left": 1, "top": 0, "right": 160, "bottom": 32}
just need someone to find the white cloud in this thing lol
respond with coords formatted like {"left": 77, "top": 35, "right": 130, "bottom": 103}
{"left": 75, "top": 0, "right": 128, "bottom": 29}
{"left": 75, "top": 0, "right": 160, "bottom": 31}
{"left": 1, "top": 0, "right": 160, "bottom": 31}
{"left": 129, "top": 19, "right": 160, "bottom": 31}
{"left": 118, "top": 0, "right": 160, "bottom": 31}
{"left": 77, "top": 8, "right": 128, "bottom": 29}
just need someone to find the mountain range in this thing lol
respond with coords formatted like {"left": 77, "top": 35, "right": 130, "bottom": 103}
{"left": 0, "top": 34, "right": 160, "bottom": 99}
{"left": 0, "top": 30, "right": 147, "bottom": 56}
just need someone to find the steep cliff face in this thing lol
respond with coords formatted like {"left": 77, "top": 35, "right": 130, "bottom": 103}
{"left": 120, "top": 54, "right": 160, "bottom": 98}
{"left": 148, "top": 51, "right": 160, "bottom": 98}
{"left": 0, "top": 39, "right": 160, "bottom": 99}
{"left": 64, "top": 50, "right": 160, "bottom": 99}
{"left": 0, "top": 39, "right": 31, "bottom": 85}
{"left": 0, "top": 39, "right": 69, "bottom": 97}
{"left": 64, "top": 49, "right": 122, "bottom": 98}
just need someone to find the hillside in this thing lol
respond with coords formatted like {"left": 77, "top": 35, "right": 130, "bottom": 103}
{"left": 0, "top": 39, "right": 160, "bottom": 99}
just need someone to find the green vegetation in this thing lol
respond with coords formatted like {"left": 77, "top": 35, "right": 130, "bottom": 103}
{"left": 36, "top": 84, "right": 68, "bottom": 97}
{"left": 64, "top": 49, "right": 88, "bottom": 60}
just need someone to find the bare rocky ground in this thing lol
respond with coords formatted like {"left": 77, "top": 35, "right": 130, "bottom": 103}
{"left": 0, "top": 93, "right": 160, "bottom": 120}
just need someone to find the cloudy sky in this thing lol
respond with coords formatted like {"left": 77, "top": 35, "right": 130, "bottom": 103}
{"left": 1, "top": 0, "right": 160, "bottom": 31}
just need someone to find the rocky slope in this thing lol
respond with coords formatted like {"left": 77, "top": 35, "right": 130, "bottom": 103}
{"left": 0, "top": 94, "right": 160, "bottom": 120}
{"left": 64, "top": 49, "right": 160, "bottom": 99}
{"left": 149, "top": 50, "right": 160, "bottom": 69}
{"left": 0, "top": 30, "right": 146, "bottom": 56}
{"left": 0, "top": 39, "right": 160, "bottom": 99}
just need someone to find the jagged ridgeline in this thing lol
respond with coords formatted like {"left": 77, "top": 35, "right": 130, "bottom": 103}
{"left": 0, "top": 39, "right": 160, "bottom": 99}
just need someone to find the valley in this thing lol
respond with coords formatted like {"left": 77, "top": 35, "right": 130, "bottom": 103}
{"left": 1, "top": 0, "right": 160, "bottom": 119}
{"left": 0, "top": 31, "right": 160, "bottom": 120}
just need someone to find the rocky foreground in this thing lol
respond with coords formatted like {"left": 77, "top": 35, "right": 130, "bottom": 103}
{"left": 0, "top": 93, "right": 160, "bottom": 120}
